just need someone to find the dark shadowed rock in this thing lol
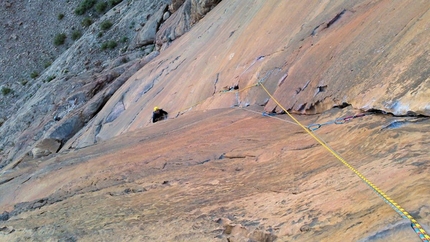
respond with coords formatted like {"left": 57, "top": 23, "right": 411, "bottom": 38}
{"left": 47, "top": 116, "right": 85, "bottom": 144}
{"left": 0, "top": 212, "right": 9, "bottom": 221}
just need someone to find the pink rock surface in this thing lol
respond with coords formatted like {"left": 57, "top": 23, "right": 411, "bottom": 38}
{"left": 1, "top": 0, "right": 429, "bottom": 241}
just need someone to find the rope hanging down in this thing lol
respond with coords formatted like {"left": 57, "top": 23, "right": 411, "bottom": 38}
{"left": 257, "top": 82, "right": 430, "bottom": 242}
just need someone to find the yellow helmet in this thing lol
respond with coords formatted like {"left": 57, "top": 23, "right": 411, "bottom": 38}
{"left": 154, "top": 106, "right": 159, "bottom": 111}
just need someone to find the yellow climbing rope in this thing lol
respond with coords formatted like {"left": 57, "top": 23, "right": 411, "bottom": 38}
{"left": 258, "top": 82, "right": 430, "bottom": 241}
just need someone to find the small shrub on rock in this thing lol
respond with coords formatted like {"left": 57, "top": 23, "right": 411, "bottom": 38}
{"left": 44, "top": 61, "right": 52, "bottom": 68}
{"left": 58, "top": 13, "right": 65, "bottom": 20}
{"left": 95, "top": 2, "right": 108, "bottom": 13}
{"left": 30, "top": 71, "right": 39, "bottom": 79}
{"left": 1, "top": 87, "right": 12, "bottom": 96}
{"left": 100, "top": 20, "right": 113, "bottom": 31}
{"left": 54, "top": 33, "right": 67, "bottom": 46}
{"left": 101, "top": 40, "right": 117, "bottom": 50}
{"left": 44, "top": 75, "right": 56, "bottom": 83}
{"left": 81, "top": 17, "right": 93, "bottom": 27}
{"left": 75, "top": 0, "right": 97, "bottom": 15}
{"left": 109, "top": 0, "right": 123, "bottom": 7}
{"left": 71, "top": 31, "right": 82, "bottom": 40}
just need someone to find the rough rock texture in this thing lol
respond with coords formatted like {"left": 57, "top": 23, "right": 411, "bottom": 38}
{"left": 0, "top": 0, "right": 430, "bottom": 241}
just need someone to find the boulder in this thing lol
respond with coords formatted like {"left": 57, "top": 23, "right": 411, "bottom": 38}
{"left": 31, "top": 138, "right": 61, "bottom": 158}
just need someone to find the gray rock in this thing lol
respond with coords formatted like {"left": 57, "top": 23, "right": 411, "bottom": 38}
{"left": 131, "top": 4, "right": 167, "bottom": 48}
{"left": 163, "top": 11, "right": 171, "bottom": 21}
{"left": 47, "top": 116, "right": 85, "bottom": 144}
{"left": 0, "top": 211, "right": 9, "bottom": 221}
{"left": 156, "top": 0, "right": 223, "bottom": 47}
{"left": 156, "top": 0, "right": 192, "bottom": 47}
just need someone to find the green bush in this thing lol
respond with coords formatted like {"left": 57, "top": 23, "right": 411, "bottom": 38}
{"left": 75, "top": 0, "right": 97, "bottom": 15}
{"left": 95, "top": 1, "right": 108, "bottom": 13}
{"left": 121, "top": 36, "right": 128, "bottom": 43}
{"left": 81, "top": 17, "right": 93, "bottom": 27}
{"left": 58, "top": 13, "right": 65, "bottom": 20}
{"left": 54, "top": 33, "right": 67, "bottom": 46}
{"left": 1, "top": 87, "right": 12, "bottom": 96}
{"left": 97, "top": 32, "right": 103, "bottom": 38}
{"left": 21, "top": 80, "right": 28, "bottom": 86}
{"left": 44, "top": 75, "right": 56, "bottom": 83}
{"left": 109, "top": 0, "right": 123, "bottom": 7}
{"left": 44, "top": 61, "right": 52, "bottom": 68}
{"left": 101, "top": 40, "right": 117, "bottom": 50}
{"left": 30, "top": 71, "right": 39, "bottom": 79}
{"left": 100, "top": 20, "right": 113, "bottom": 31}
{"left": 71, "top": 30, "right": 82, "bottom": 40}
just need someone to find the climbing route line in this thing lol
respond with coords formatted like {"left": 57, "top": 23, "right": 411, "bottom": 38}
{"left": 257, "top": 82, "right": 430, "bottom": 241}
{"left": 175, "top": 82, "right": 260, "bottom": 117}
{"left": 307, "top": 113, "right": 368, "bottom": 131}
{"left": 237, "top": 107, "right": 299, "bottom": 127}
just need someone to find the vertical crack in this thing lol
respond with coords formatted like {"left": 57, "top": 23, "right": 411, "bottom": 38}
{"left": 213, "top": 73, "right": 220, "bottom": 95}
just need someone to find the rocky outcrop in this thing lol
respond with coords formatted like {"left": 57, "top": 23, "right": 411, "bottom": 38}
{"left": 156, "top": 0, "right": 223, "bottom": 48}
{"left": 190, "top": 0, "right": 222, "bottom": 24}
{"left": 131, "top": 4, "right": 168, "bottom": 48}
{"left": 0, "top": 0, "right": 222, "bottom": 169}
{"left": 156, "top": 0, "right": 193, "bottom": 48}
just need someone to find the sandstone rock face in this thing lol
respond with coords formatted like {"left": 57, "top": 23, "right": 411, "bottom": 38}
{"left": 67, "top": 0, "right": 430, "bottom": 151}
{"left": 0, "top": 0, "right": 429, "bottom": 241}
{"left": 0, "top": 108, "right": 429, "bottom": 241}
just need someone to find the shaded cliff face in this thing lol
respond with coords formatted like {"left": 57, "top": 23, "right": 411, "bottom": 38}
{"left": 1, "top": 0, "right": 430, "bottom": 241}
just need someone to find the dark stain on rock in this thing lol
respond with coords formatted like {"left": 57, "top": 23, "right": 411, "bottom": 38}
{"left": 197, "top": 159, "right": 211, "bottom": 165}
{"left": 326, "top": 9, "right": 347, "bottom": 28}
{"left": 0, "top": 211, "right": 10, "bottom": 221}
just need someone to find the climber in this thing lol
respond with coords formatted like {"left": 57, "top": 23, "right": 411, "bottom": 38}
{"left": 152, "top": 106, "right": 168, "bottom": 123}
